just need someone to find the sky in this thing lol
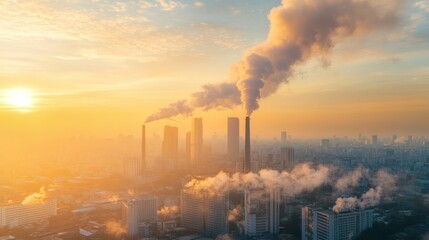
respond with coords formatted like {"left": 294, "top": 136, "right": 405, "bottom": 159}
{"left": 0, "top": 0, "right": 429, "bottom": 141}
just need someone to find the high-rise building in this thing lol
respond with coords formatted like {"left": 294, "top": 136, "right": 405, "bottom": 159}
{"left": 244, "top": 116, "right": 251, "bottom": 173}
{"left": 181, "top": 189, "right": 229, "bottom": 237}
{"left": 141, "top": 125, "right": 146, "bottom": 173}
{"left": 371, "top": 135, "right": 378, "bottom": 145}
{"left": 320, "top": 139, "right": 330, "bottom": 149}
{"left": 186, "top": 131, "right": 191, "bottom": 164}
{"left": 191, "top": 118, "right": 203, "bottom": 165}
{"left": 245, "top": 189, "right": 280, "bottom": 236}
{"left": 122, "top": 195, "right": 158, "bottom": 238}
{"left": 0, "top": 199, "right": 57, "bottom": 228}
{"left": 302, "top": 206, "right": 373, "bottom": 240}
{"left": 122, "top": 201, "right": 139, "bottom": 238}
{"left": 280, "top": 147, "right": 295, "bottom": 171}
{"left": 281, "top": 131, "right": 287, "bottom": 145}
{"left": 227, "top": 117, "right": 240, "bottom": 165}
{"left": 162, "top": 126, "right": 178, "bottom": 169}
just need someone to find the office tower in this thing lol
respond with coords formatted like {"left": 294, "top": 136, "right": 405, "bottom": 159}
{"left": 123, "top": 158, "right": 141, "bottom": 181}
{"left": 186, "top": 131, "right": 191, "bottom": 164}
{"left": 141, "top": 125, "right": 146, "bottom": 173}
{"left": 320, "top": 139, "right": 330, "bottom": 149}
{"left": 191, "top": 118, "right": 203, "bottom": 165}
{"left": 280, "top": 147, "right": 295, "bottom": 171}
{"left": 227, "top": 117, "right": 240, "bottom": 164}
{"left": 302, "top": 206, "right": 373, "bottom": 240}
{"left": 371, "top": 135, "right": 378, "bottom": 145}
{"left": 135, "top": 195, "right": 158, "bottom": 222}
{"left": 181, "top": 189, "right": 229, "bottom": 237}
{"left": 245, "top": 189, "right": 280, "bottom": 236}
{"left": 122, "top": 201, "right": 139, "bottom": 238}
{"left": 244, "top": 116, "right": 251, "bottom": 173}
{"left": 0, "top": 199, "right": 57, "bottom": 228}
{"left": 162, "top": 126, "right": 178, "bottom": 169}
{"left": 281, "top": 131, "right": 287, "bottom": 145}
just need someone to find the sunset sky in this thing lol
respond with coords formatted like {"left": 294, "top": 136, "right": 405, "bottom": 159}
{"left": 1, "top": 0, "right": 429, "bottom": 140}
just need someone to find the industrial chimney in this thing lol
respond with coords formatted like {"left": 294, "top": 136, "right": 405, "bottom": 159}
{"left": 141, "top": 124, "right": 146, "bottom": 174}
{"left": 244, "top": 116, "right": 251, "bottom": 173}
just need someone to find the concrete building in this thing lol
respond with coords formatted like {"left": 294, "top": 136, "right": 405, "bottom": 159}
{"left": 162, "top": 126, "right": 178, "bottom": 169}
{"left": 0, "top": 199, "right": 57, "bottom": 228}
{"left": 186, "top": 131, "right": 191, "bottom": 164}
{"left": 281, "top": 131, "right": 287, "bottom": 145}
{"left": 280, "top": 147, "right": 295, "bottom": 171}
{"left": 371, "top": 135, "right": 378, "bottom": 145}
{"left": 181, "top": 189, "right": 229, "bottom": 237}
{"left": 122, "top": 201, "right": 139, "bottom": 238}
{"left": 245, "top": 189, "right": 280, "bottom": 236}
{"left": 191, "top": 118, "right": 203, "bottom": 165}
{"left": 227, "top": 117, "right": 240, "bottom": 166}
{"left": 302, "top": 206, "right": 373, "bottom": 240}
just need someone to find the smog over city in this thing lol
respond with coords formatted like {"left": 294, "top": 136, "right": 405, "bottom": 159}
{"left": 0, "top": 0, "right": 428, "bottom": 240}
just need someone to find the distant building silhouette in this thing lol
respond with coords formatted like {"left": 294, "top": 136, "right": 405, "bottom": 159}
{"left": 281, "top": 131, "right": 287, "bottom": 145}
{"left": 244, "top": 116, "right": 251, "bottom": 173}
{"left": 141, "top": 125, "right": 146, "bottom": 173}
{"left": 162, "top": 126, "right": 178, "bottom": 169}
{"left": 191, "top": 118, "right": 203, "bottom": 165}
{"left": 227, "top": 117, "right": 240, "bottom": 167}
{"left": 371, "top": 135, "right": 378, "bottom": 145}
{"left": 186, "top": 131, "right": 191, "bottom": 164}
{"left": 280, "top": 147, "right": 295, "bottom": 171}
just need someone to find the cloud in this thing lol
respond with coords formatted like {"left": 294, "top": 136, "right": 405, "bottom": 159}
{"left": 194, "top": 1, "right": 205, "bottom": 7}
{"left": 157, "top": 0, "right": 184, "bottom": 11}
{"left": 416, "top": 1, "right": 429, "bottom": 12}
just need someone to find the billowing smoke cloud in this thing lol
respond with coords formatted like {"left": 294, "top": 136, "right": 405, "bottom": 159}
{"left": 228, "top": 205, "right": 242, "bottom": 221}
{"left": 333, "top": 170, "right": 396, "bottom": 213}
{"left": 335, "top": 166, "right": 368, "bottom": 192}
{"left": 22, "top": 186, "right": 47, "bottom": 205}
{"left": 184, "top": 163, "right": 331, "bottom": 196}
{"left": 105, "top": 220, "right": 126, "bottom": 238}
{"left": 146, "top": 0, "right": 403, "bottom": 121}
{"left": 157, "top": 205, "right": 179, "bottom": 218}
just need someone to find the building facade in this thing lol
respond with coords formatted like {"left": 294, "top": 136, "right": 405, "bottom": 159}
{"left": 0, "top": 199, "right": 57, "bottom": 228}
{"left": 245, "top": 189, "right": 280, "bottom": 236}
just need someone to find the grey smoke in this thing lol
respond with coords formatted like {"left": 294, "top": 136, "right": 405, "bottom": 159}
{"left": 146, "top": 0, "right": 404, "bottom": 122}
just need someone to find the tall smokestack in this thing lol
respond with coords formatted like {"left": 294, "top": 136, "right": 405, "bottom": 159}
{"left": 244, "top": 116, "right": 251, "bottom": 173}
{"left": 141, "top": 124, "right": 146, "bottom": 174}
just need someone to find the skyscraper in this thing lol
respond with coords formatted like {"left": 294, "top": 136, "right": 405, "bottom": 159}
{"left": 281, "top": 131, "right": 287, "bottom": 145}
{"left": 181, "top": 189, "right": 229, "bottom": 237}
{"left": 245, "top": 189, "right": 280, "bottom": 236}
{"left": 371, "top": 135, "right": 378, "bottom": 145}
{"left": 302, "top": 206, "right": 373, "bottom": 240}
{"left": 186, "top": 131, "right": 191, "bottom": 164}
{"left": 280, "top": 147, "right": 295, "bottom": 171}
{"left": 244, "top": 116, "right": 251, "bottom": 173}
{"left": 162, "top": 126, "right": 178, "bottom": 169}
{"left": 227, "top": 117, "right": 239, "bottom": 165}
{"left": 191, "top": 118, "right": 203, "bottom": 165}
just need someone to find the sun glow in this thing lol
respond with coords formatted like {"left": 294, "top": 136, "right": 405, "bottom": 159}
{"left": 2, "top": 88, "right": 35, "bottom": 110}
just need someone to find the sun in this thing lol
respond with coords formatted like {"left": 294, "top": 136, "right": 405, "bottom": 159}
{"left": 2, "top": 88, "right": 35, "bottom": 110}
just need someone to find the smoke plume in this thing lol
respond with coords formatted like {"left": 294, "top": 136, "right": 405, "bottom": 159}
{"left": 146, "top": 0, "right": 403, "bottom": 121}
{"left": 333, "top": 170, "right": 396, "bottom": 213}
{"left": 228, "top": 205, "right": 242, "bottom": 221}
{"left": 105, "top": 220, "right": 126, "bottom": 238}
{"left": 335, "top": 166, "right": 368, "bottom": 192}
{"left": 157, "top": 205, "right": 179, "bottom": 218}
{"left": 184, "top": 163, "right": 331, "bottom": 196}
{"left": 22, "top": 186, "right": 47, "bottom": 205}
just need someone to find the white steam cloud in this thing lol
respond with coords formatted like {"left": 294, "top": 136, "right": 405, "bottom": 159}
{"left": 157, "top": 205, "right": 179, "bottom": 218}
{"left": 184, "top": 163, "right": 331, "bottom": 196}
{"left": 22, "top": 186, "right": 47, "bottom": 205}
{"left": 146, "top": 0, "right": 403, "bottom": 122}
{"left": 335, "top": 166, "right": 368, "bottom": 192}
{"left": 333, "top": 169, "right": 396, "bottom": 213}
{"left": 105, "top": 220, "right": 126, "bottom": 238}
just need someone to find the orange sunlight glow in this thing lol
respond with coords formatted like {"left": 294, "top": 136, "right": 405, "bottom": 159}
{"left": 2, "top": 88, "right": 35, "bottom": 111}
